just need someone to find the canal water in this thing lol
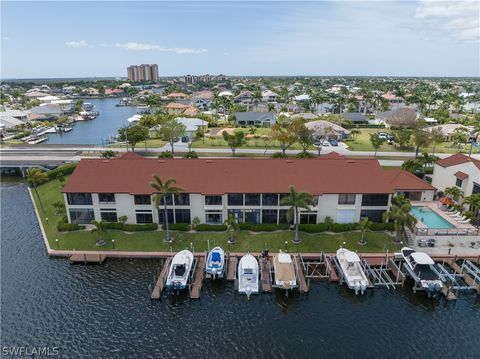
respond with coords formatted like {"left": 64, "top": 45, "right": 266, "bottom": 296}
{"left": 1, "top": 182, "right": 479, "bottom": 358}
{"left": 46, "top": 98, "right": 137, "bottom": 145}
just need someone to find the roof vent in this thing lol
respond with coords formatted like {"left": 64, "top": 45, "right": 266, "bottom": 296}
{"left": 102, "top": 160, "right": 109, "bottom": 163}
{"left": 286, "top": 160, "right": 294, "bottom": 164}
{"left": 347, "top": 160, "right": 356, "bottom": 164}
{"left": 157, "top": 160, "right": 165, "bottom": 163}
{"left": 206, "top": 160, "right": 214, "bottom": 163}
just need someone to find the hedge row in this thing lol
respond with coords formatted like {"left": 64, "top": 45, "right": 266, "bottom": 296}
{"left": 298, "top": 222, "right": 394, "bottom": 233}
{"left": 47, "top": 163, "right": 77, "bottom": 181}
{"left": 195, "top": 224, "right": 227, "bottom": 232}
{"left": 239, "top": 223, "right": 290, "bottom": 232}
{"left": 57, "top": 216, "right": 84, "bottom": 232}
{"left": 163, "top": 223, "right": 190, "bottom": 231}
{"left": 103, "top": 222, "right": 158, "bottom": 231}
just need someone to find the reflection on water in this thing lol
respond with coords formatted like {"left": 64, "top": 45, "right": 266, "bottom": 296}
{"left": 1, "top": 182, "right": 479, "bottom": 358}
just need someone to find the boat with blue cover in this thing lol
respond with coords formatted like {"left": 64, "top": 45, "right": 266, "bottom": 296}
{"left": 206, "top": 246, "right": 225, "bottom": 279}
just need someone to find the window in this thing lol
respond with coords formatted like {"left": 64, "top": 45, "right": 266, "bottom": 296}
{"left": 361, "top": 194, "right": 389, "bottom": 207}
{"left": 100, "top": 211, "right": 117, "bottom": 222}
{"left": 279, "top": 193, "right": 289, "bottom": 205}
{"left": 136, "top": 211, "right": 153, "bottom": 223}
{"left": 338, "top": 194, "right": 356, "bottom": 205}
{"left": 473, "top": 182, "right": 480, "bottom": 194}
{"left": 279, "top": 209, "right": 290, "bottom": 224}
{"left": 205, "top": 195, "right": 222, "bottom": 205}
{"left": 228, "top": 209, "right": 244, "bottom": 223}
{"left": 227, "top": 193, "right": 243, "bottom": 206}
{"left": 67, "top": 193, "right": 92, "bottom": 205}
{"left": 134, "top": 195, "right": 151, "bottom": 205}
{"left": 175, "top": 209, "right": 191, "bottom": 224}
{"left": 300, "top": 212, "right": 317, "bottom": 224}
{"left": 174, "top": 193, "right": 190, "bottom": 206}
{"left": 360, "top": 210, "right": 386, "bottom": 223}
{"left": 262, "top": 209, "right": 277, "bottom": 224}
{"left": 69, "top": 208, "right": 94, "bottom": 224}
{"left": 98, "top": 193, "right": 115, "bottom": 203}
{"left": 262, "top": 194, "right": 278, "bottom": 206}
{"left": 158, "top": 209, "right": 174, "bottom": 224}
{"left": 205, "top": 210, "right": 223, "bottom": 224}
{"left": 244, "top": 209, "right": 260, "bottom": 224}
{"left": 160, "top": 194, "right": 173, "bottom": 205}
{"left": 336, "top": 210, "right": 356, "bottom": 224}
{"left": 312, "top": 196, "right": 319, "bottom": 206}
{"left": 244, "top": 193, "right": 260, "bottom": 206}
{"left": 456, "top": 178, "right": 463, "bottom": 187}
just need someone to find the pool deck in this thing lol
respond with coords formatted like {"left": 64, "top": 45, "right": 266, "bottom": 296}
{"left": 411, "top": 202, "right": 475, "bottom": 230}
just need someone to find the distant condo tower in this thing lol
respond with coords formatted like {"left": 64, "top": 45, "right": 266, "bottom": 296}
{"left": 127, "top": 64, "right": 159, "bottom": 82}
{"left": 183, "top": 74, "right": 227, "bottom": 84}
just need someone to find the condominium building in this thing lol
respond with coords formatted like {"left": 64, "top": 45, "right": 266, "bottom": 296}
{"left": 183, "top": 74, "right": 227, "bottom": 84}
{"left": 432, "top": 153, "right": 480, "bottom": 196}
{"left": 62, "top": 152, "right": 434, "bottom": 225}
{"left": 127, "top": 64, "right": 159, "bottom": 82}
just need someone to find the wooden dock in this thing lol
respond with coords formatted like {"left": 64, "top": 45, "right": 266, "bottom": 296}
{"left": 190, "top": 256, "right": 206, "bottom": 299}
{"left": 294, "top": 256, "right": 309, "bottom": 293}
{"left": 227, "top": 256, "right": 238, "bottom": 281}
{"left": 69, "top": 253, "right": 106, "bottom": 264}
{"left": 260, "top": 257, "right": 272, "bottom": 293}
{"left": 326, "top": 257, "right": 339, "bottom": 282}
{"left": 150, "top": 257, "right": 171, "bottom": 299}
{"left": 447, "top": 259, "right": 480, "bottom": 294}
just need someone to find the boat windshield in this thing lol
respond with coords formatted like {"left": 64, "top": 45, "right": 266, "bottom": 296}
{"left": 174, "top": 264, "right": 186, "bottom": 277}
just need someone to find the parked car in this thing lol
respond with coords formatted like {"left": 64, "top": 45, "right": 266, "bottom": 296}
{"left": 329, "top": 139, "right": 338, "bottom": 146}
{"left": 181, "top": 136, "right": 190, "bottom": 143}
{"left": 322, "top": 141, "right": 330, "bottom": 147}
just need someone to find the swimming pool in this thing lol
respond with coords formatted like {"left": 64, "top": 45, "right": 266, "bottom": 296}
{"left": 410, "top": 207, "right": 455, "bottom": 229}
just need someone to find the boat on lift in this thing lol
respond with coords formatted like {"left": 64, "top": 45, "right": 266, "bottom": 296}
{"left": 165, "top": 250, "right": 194, "bottom": 292}
{"left": 237, "top": 253, "right": 259, "bottom": 298}
{"left": 205, "top": 246, "right": 225, "bottom": 279}
{"left": 272, "top": 251, "right": 298, "bottom": 291}
{"left": 336, "top": 248, "right": 369, "bottom": 295}
{"left": 401, "top": 247, "right": 443, "bottom": 296}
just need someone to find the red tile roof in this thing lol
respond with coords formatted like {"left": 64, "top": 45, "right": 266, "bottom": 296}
{"left": 382, "top": 169, "right": 435, "bottom": 191}
{"left": 63, "top": 153, "right": 434, "bottom": 195}
{"left": 436, "top": 153, "right": 480, "bottom": 170}
{"left": 454, "top": 171, "right": 469, "bottom": 180}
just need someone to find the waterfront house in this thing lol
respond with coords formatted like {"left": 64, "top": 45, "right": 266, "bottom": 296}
{"left": 165, "top": 102, "right": 190, "bottom": 115}
{"left": 235, "top": 112, "right": 276, "bottom": 127}
{"left": 432, "top": 154, "right": 480, "bottom": 197}
{"left": 62, "top": 152, "right": 434, "bottom": 225}
{"left": 341, "top": 112, "right": 368, "bottom": 125}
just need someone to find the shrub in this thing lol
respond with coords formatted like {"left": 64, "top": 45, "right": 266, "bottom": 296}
{"left": 195, "top": 224, "right": 227, "bottom": 232}
{"left": 271, "top": 152, "right": 288, "bottom": 159}
{"left": 103, "top": 222, "right": 158, "bottom": 231}
{"left": 158, "top": 151, "right": 173, "bottom": 159}
{"left": 298, "top": 223, "right": 330, "bottom": 233}
{"left": 183, "top": 150, "right": 198, "bottom": 159}
{"left": 239, "top": 223, "right": 290, "bottom": 231}
{"left": 56, "top": 216, "right": 83, "bottom": 232}
{"left": 47, "top": 163, "right": 77, "bottom": 181}
{"left": 330, "top": 223, "right": 357, "bottom": 232}
{"left": 369, "top": 222, "right": 395, "bottom": 231}
{"left": 296, "top": 151, "right": 315, "bottom": 159}
{"left": 163, "top": 223, "right": 190, "bottom": 231}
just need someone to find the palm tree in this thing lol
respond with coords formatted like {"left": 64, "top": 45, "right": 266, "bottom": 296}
{"left": 212, "top": 90, "right": 220, "bottom": 124}
{"left": 225, "top": 214, "right": 239, "bottom": 244}
{"left": 468, "top": 125, "right": 480, "bottom": 157}
{"left": 418, "top": 152, "right": 439, "bottom": 173}
{"left": 91, "top": 220, "right": 107, "bottom": 242}
{"left": 350, "top": 128, "right": 361, "bottom": 141}
{"left": 150, "top": 175, "right": 183, "bottom": 242}
{"left": 383, "top": 203, "right": 417, "bottom": 243}
{"left": 430, "top": 127, "right": 444, "bottom": 156}
{"left": 26, "top": 168, "right": 48, "bottom": 212}
{"left": 253, "top": 90, "right": 262, "bottom": 110}
{"left": 444, "top": 186, "right": 464, "bottom": 202}
{"left": 280, "top": 185, "right": 314, "bottom": 244}
{"left": 463, "top": 193, "right": 480, "bottom": 218}
{"left": 357, "top": 217, "right": 372, "bottom": 246}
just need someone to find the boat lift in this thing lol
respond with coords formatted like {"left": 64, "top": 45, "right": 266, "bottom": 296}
{"left": 359, "top": 257, "right": 405, "bottom": 290}
{"left": 299, "top": 252, "right": 332, "bottom": 280}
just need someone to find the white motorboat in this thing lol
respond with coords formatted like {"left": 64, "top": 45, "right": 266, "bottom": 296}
{"left": 401, "top": 247, "right": 443, "bottom": 296}
{"left": 166, "top": 250, "right": 194, "bottom": 292}
{"left": 237, "top": 254, "right": 259, "bottom": 298}
{"left": 336, "top": 248, "right": 368, "bottom": 295}
{"left": 272, "top": 251, "right": 297, "bottom": 290}
{"left": 205, "top": 246, "right": 225, "bottom": 279}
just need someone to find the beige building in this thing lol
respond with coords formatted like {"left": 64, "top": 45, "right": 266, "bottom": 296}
{"left": 127, "top": 64, "right": 159, "bottom": 82}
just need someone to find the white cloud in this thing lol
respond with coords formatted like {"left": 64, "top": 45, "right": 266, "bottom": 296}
{"left": 64, "top": 40, "right": 88, "bottom": 48}
{"left": 415, "top": 1, "right": 479, "bottom": 42}
{"left": 114, "top": 42, "right": 207, "bottom": 54}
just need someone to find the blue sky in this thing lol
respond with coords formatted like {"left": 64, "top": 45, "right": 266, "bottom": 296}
{"left": 1, "top": 1, "right": 479, "bottom": 78}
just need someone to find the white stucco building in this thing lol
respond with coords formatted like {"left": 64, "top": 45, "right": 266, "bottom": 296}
{"left": 432, "top": 153, "right": 480, "bottom": 197}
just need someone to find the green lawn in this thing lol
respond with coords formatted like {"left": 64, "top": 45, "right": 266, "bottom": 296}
{"left": 32, "top": 178, "right": 400, "bottom": 254}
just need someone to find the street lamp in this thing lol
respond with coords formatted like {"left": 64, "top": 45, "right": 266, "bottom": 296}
{"left": 112, "top": 239, "right": 115, "bottom": 249}
{"left": 46, "top": 217, "right": 49, "bottom": 225}
{"left": 55, "top": 238, "right": 59, "bottom": 249}
{"left": 285, "top": 241, "right": 288, "bottom": 251}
